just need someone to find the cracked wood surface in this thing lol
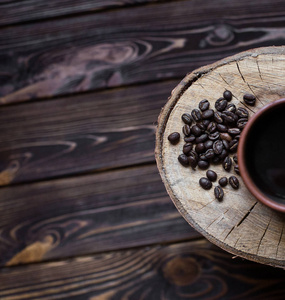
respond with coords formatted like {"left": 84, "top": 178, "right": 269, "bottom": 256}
{"left": 155, "top": 46, "right": 285, "bottom": 267}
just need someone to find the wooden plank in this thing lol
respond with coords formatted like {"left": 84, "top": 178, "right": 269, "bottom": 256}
{"left": 0, "top": 80, "right": 174, "bottom": 185}
{"left": 1, "top": 0, "right": 285, "bottom": 104}
{"left": 1, "top": 239, "right": 285, "bottom": 299}
{"left": 0, "top": 0, "right": 165, "bottom": 27}
{"left": 0, "top": 164, "right": 199, "bottom": 266}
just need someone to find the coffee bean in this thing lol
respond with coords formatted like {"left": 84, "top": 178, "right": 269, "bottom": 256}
{"left": 196, "top": 122, "right": 206, "bottom": 131}
{"left": 217, "top": 124, "right": 228, "bottom": 132}
{"left": 220, "top": 132, "right": 232, "bottom": 142}
{"left": 202, "top": 119, "right": 210, "bottom": 127}
{"left": 189, "top": 150, "right": 199, "bottom": 161}
{"left": 219, "top": 177, "right": 228, "bottom": 187}
{"left": 215, "top": 98, "right": 228, "bottom": 111}
{"left": 206, "top": 170, "right": 217, "bottom": 182}
{"left": 234, "top": 164, "right": 240, "bottom": 175}
{"left": 223, "top": 156, "right": 232, "bottom": 171}
{"left": 205, "top": 149, "right": 215, "bottom": 159}
{"left": 229, "top": 139, "right": 238, "bottom": 152}
{"left": 243, "top": 93, "right": 256, "bottom": 106}
{"left": 202, "top": 109, "right": 214, "bottom": 119}
{"left": 189, "top": 155, "right": 198, "bottom": 169}
{"left": 178, "top": 154, "right": 189, "bottom": 167}
{"left": 214, "top": 112, "right": 223, "bottom": 124}
{"left": 236, "top": 107, "right": 249, "bottom": 118}
{"left": 214, "top": 186, "right": 224, "bottom": 201}
{"left": 191, "top": 125, "right": 202, "bottom": 137}
{"left": 209, "top": 131, "right": 220, "bottom": 141}
{"left": 184, "top": 135, "right": 196, "bottom": 143}
{"left": 237, "top": 118, "right": 248, "bottom": 129}
{"left": 229, "top": 176, "right": 239, "bottom": 189}
{"left": 191, "top": 109, "right": 202, "bottom": 122}
{"left": 222, "top": 111, "right": 237, "bottom": 124}
{"left": 213, "top": 140, "right": 223, "bottom": 154}
{"left": 228, "top": 128, "right": 241, "bottom": 135}
{"left": 219, "top": 149, "right": 228, "bottom": 160}
{"left": 222, "top": 139, "right": 229, "bottom": 150}
{"left": 198, "top": 160, "right": 210, "bottom": 169}
{"left": 195, "top": 143, "right": 205, "bottom": 154}
{"left": 199, "top": 153, "right": 208, "bottom": 161}
{"left": 212, "top": 156, "right": 221, "bottom": 164}
{"left": 196, "top": 133, "right": 208, "bottom": 143}
{"left": 199, "top": 177, "right": 212, "bottom": 190}
{"left": 168, "top": 132, "right": 180, "bottom": 144}
{"left": 182, "top": 113, "right": 193, "bottom": 125}
{"left": 183, "top": 143, "right": 193, "bottom": 155}
{"left": 225, "top": 103, "right": 236, "bottom": 113}
{"left": 204, "top": 140, "right": 213, "bottom": 150}
{"left": 233, "top": 155, "right": 238, "bottom": 164}
{"left": 223, "top": 90, "right": 232, "bottom": 101}
{"left": 182, "top": 124, "right": 191, "bottom": 136}
{"left": 199, "top": 99, "right": 210, "bottom": 111}
{"left": 207, "top": 121, "right": 217, "bottom": 133}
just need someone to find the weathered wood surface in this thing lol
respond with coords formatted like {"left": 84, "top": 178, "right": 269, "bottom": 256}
{"left": 0, "top": 164, "right": 199, "bottom": 267}
{"left": 0, "top": 81, "right": 174, "bottom": 186}
{"left": 1, "top": 239, "right": 285, "bottom": 300}
{"left": 0, "top": 0, "right": 165, "bottom": 26}
{"left": 156, "top": 46, "right": 285, "bottom": 268}
{"left": 1, "top": 0, "right": 285, "bottom": 104}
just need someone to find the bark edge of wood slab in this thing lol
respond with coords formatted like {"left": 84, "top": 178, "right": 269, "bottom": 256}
{"left": 155, "top": 46, "right": 285, "bottom": 268}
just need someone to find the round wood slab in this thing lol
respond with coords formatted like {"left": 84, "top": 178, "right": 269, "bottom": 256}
{"left": 155, "top": 46, "right": 285, "bottom": 268}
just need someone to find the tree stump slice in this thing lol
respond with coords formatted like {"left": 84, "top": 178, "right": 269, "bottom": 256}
{"left": 155, "top": 46, "right": 285, "bottom": 268}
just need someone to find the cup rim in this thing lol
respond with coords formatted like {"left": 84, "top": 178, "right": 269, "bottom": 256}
{"left": 238, "top": 98, "right": 285, "bottom": 213}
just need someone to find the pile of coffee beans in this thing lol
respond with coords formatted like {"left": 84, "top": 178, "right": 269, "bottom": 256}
{"left": 168, "top": 90, "right": 256, "bottom": 201}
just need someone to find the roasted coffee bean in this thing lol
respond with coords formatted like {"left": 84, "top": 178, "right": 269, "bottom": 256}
{"left": 207, "top": 121, "right": 217, "bottom": 133}
{"left": 182, "top": 113, "right": 193, "bottom": 125}
{"left": 223, "top": 90, "right": 232, "bottom": 101}
{"left": 219, "top": 177, "right": 228, "bottom": 187}
{"left": 228, "top": 128, "right": 241, "bottom": 135}
{"left": 196, "top": 122, "right": 206, "bottom": 131}
{"left": 204, "top": 140, "right": 213, "bottom": 150}
{"left": 217, "top": 124, "right": 228, "bottom": 132}
{"left": 205, "top": 149, "right": 215, "bottom": 159}
{"left": 236, "top": 107, "right": 249, "bottom": 119}
{"left": 209, "top": 131, "right": 220, "bottom": 141}
{"left": 233, "top": 155, "right": 238, "bottom": 164}
{"left": 198, "top": 160, "right": 210, "bottom": 170}
{"left": 220, "top": 132, "right": 232, "bottom": 142}
{"left": 225, "top": 103, "right": 236, "bottom": 113}
{"left": 183, "top": 143, "right": 193, "bottom": 155}
{"left": 214, "top": 186, "right": 224, "bottom": 201}
{"left": 223, "top": 156, "right": 232, "bottom": 171}
{"left": 215, "top": 98, "right": 228, "bottom": 111}
{"left": 229, "top": 139, "right": 238, "bottom": 152}
{"left": 168, "top": 132, "right": 180, "bottom": 144}
{"left": 199, "top": 153, "right": 208, "bottom": 161}
{"left": 199, "top": 177, "right": 212, "bottom": 190}
{"left": 234, "top": 165, "right": 240, "bottom": 175}
{"left": 213, "top": 140, "right": 223, "bottom": 154}
{"left": 199, "top": 99, "right": 210, "bottom": 111}
{"left": 212, "top": 156, "right": 221, "bottom": 164}
{"left": 195, "top": 143, "right": 205, "bottom": 154}
{"left": 182, "top": 124, "right": 191, "bottom": 136}
{"left": 206, "top": 170, "right": 217, "bottom": 182}
{"left": 202, "top": 109, "right": 214, "bottom": 119}
{"left": 222, "top": 139, "right": 229, "bottom": 150}
{"left": 189, "top": 155, "right": 198, "bottom": 169}
{"left": 184, "top": 135, "right": 196, "bottom": 143}
{"left": 237, "top": 118, "right": 248, "bottom": 129}
{"left": 222, "top": 111, "right": 237, "bottom": 124}
{"left": 196, "top": 133, "right": 208, "bottom": 143}
{"left": 189, "top": 150, "right": 199, "bottom": 161}
{"left": 191, "top": 125, "right": 202, "bottom": 137}
{"left": 219, "top": 149, "right": 228, "bottom": 160}
{"left": 191, "top": 109, "right": 202, "bottom": 121}
{"left": 229, "top": 176, "right": 239, "bottom": 189}
{"left": 214, "top": 111, "right": 223, "bottom": 124}
{"left": 178, "top": 154, "right": 189, "bottom": 167}
{"left": 202, "top": 119, "right": 210, "bottom": 127}
{"left": 243, "top": 93, "right": 256, "bottom": 106}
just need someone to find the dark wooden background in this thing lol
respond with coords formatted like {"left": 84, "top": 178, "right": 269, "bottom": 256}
{"left": 1, "top": 0, "right": 285, "bottom": 299}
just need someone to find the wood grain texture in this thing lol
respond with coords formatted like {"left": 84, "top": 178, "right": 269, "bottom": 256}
{"left": 2, "top": 0, "right": 285, "bottom": 104}
{"left": 0, "top": 164, "right": 199, "bottom": 266}
{"left": 1, "top": 239, "right": 285, "bottom": 300}
{"left": 0, "top": 0, "right": 165, "bottom": 26}
{"left": 156, "top": 46, "right": 285, "bottom": 268}
{"left": 0, "top": 81, "right": 174, "bottom": 185}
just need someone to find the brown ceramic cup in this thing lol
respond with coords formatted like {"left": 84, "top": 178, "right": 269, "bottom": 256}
{"left": 238, "top": 98, "right": 285, "bottom": 212}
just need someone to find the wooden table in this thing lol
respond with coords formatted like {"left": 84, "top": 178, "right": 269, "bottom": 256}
{"left": 0, "top": 0, "right": 285, "bottom": 299}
